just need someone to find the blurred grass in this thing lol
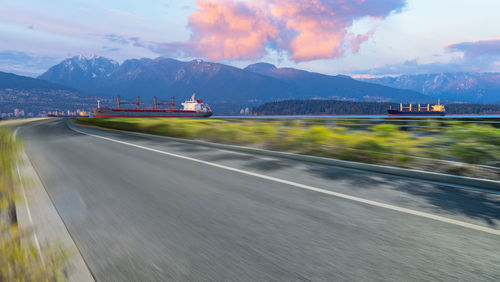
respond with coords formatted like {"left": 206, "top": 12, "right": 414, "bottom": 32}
{"left": 76, "top": 118, "right": 500, "bottom": 170}
{"left": 0, "top": 127, "right": 67, "bottom": 281}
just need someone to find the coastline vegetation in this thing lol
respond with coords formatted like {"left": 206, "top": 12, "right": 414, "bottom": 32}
{"left": 76, "top": 118, "right": 500, "bottom": 180}
{"left": 252, "top": 100, "right": 500, "bottom": 116}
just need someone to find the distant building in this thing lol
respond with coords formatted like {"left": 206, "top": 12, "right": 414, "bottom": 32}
{"left": 14, "top": 109, "right": 25, "bottom": 117}
{"left": 240, "top": 107, "right": 250, "bottom": 115}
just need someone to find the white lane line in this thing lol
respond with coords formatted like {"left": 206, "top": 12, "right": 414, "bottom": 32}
{"left": 71, "top": 126, "right": 500, "bottom": 236}
{"left": 14, "top": 128, "right": 46, "bottom": 266}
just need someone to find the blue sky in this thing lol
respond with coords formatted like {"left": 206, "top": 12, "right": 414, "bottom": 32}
{"left": 0, "top": 0, "right": 499, "bottom": 77}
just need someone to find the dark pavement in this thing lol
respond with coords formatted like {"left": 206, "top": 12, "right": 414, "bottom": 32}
{"left": 17, "top": 119, "right": 500, "bottom": 281}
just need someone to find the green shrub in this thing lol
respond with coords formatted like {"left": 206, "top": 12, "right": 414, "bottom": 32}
{"left": 76, "top": 118, "right": 499, "bottom": 166}
{"left": 371, "top": 124, "right": 400, "bottom": 138}
{"left": 353, "top": 138, "right": 387, "bottom": 163}
{"left": 449, "top": 142, "right": 492, "bottom": 164}
{"left": 434, "top": 124, "right": 500, "bottom": 164}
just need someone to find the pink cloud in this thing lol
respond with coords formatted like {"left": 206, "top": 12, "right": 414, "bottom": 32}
{"left": 271, "top": 0, "right": 346, "bottom": 60}
{"left": 186, "top": 0, "right": 279, "bottom": 60}
{"left": 162, "top": 0, "right": 406, "bottom": 62}
{"left": 269, "top": 0, "right": 402, "bottom": 60}
{"left": 349, "top": 29, "right": 376, "bottom": 53}
{"left": 351, "top": 74, "right": 377, "bottom": 79}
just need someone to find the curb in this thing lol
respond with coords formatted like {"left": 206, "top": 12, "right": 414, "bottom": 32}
{"left": 70, "top": 120, "right": 500, "bottom": 191}
{"left": 14, "top": 126, "right": 95, "bottom": 282}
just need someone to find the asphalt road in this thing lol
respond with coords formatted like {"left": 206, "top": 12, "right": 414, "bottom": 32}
{"left": 18, "top": 119, "right": 500, "bottom": 281}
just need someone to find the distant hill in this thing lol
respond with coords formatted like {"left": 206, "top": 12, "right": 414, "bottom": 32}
{"left": 0, "top": 71, "right": 106, "bottom": 115}
{"left": 253, "top": 100, "right": 500, "bottom": 116}
{"left": 0, "top": 70, "right": 75, "bottom": 91}
{"left": 360, "top": 73, "right": 500, "bottom": 104}
{"left": 38, "top": 56, "right": 434, "bottom": 108}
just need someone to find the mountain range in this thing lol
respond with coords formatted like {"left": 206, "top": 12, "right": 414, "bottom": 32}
{"left": 1, "top": 55, "right": 499, "bottom": 116}
{"left": 244, "top": 63, "right": 430, "bottom": 102}
{"left": 39, "top": 55, "right": 119, "bottom": 93}
{"left": 38, "top": 56, "right": 432, "bottom": 107}
{"left": 360, "top": 73, "right": 500, "bottom": 104}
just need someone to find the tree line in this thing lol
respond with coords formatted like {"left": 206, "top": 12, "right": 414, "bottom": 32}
{"left": 252, "top": 100, "right": 500, "bottom": 115}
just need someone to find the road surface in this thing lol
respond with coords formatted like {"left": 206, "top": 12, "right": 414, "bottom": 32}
{"left": 17, "top": 119, "right": 500, "bottom": 281}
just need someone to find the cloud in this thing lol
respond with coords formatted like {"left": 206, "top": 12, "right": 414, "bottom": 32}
{"left": 269, "top": 0, "right": 403, "bottom": 61}
{"left": 446, "top": 38, "right": 500, "bottom": 60}
{"left": 103, "top": 34, "right": 145, "bottom": 47}
{"left": 102, "top": 46, "right": 121, "bottom": 52}
{"left": 349, "top": 29, "right": 376, "bottom": 54}
{"left": 105, "top": 34, "right": 130, "bottom": 45}
{"left": 351, "top": 59, "right": 465, "bottom": 76}
{"left": 352, "top": 55, "right": 500, "bottom": 76}
{"left": 101, "top": 33, "right": 184, "bottom": 57}
{"left": 157, "top": 0, "right": 406, "bottom": 62}
{"left": 148, "top": 42, "right": 189, "bottom": 58}
{"left": 354, "top": 38, "right": 500, "bottom": 76}
{"left": 186, "top": 0, "right": 280, "bottom": 60}
{"left": 0, "top": 51, "right": 61, "bottom": 77}
{"left": 103, "top": 8, "right": 146, "bottom": 21}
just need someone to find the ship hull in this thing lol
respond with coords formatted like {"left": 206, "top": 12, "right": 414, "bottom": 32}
{"left": 93, "top": 108, "right": 213, "bottom": 118}
{"left": 387, "top": 109, "right": 446, "bottom": 117}
{"left": 48, "top": 115, "right": 89, "bottom": 118}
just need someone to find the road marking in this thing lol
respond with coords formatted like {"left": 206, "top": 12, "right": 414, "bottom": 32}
{"left": 70, "top": 125, "right": 500, "bottom": 236}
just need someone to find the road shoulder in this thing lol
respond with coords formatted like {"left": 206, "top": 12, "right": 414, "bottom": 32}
{"left": 16, "top": 148, "right": 95, "bottom": 281}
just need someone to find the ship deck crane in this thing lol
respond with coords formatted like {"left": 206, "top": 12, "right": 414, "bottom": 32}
{"left": 153, "top": 97, "right": 176, "bottom": 110}
{"left": 116, "top": 96, "right": 141, "bottom": 109}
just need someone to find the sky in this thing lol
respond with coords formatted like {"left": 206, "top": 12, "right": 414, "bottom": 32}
{"left": 0, "top": 0, "right": 499, "bottom": 77}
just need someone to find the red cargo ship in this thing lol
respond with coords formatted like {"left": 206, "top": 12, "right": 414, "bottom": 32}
{"left": 93, "top": 94, "right": 213, "bottom": 118}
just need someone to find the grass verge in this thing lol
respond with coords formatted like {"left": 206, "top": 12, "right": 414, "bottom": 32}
{"left": 0, "top": 127, "right": 68, "bottom": 281}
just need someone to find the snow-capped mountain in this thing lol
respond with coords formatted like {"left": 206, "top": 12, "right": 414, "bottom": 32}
{"left": 360, "top": 73, "right": 500, "bottom": 103}
{"left": 38, "top": 56, "right": 429, "bottom": 105}
{"left": 38, "top": 55, "right": 119, "bottom": 93}
{"left": 244, "top": 63, "right": 431, "bottom": 103}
